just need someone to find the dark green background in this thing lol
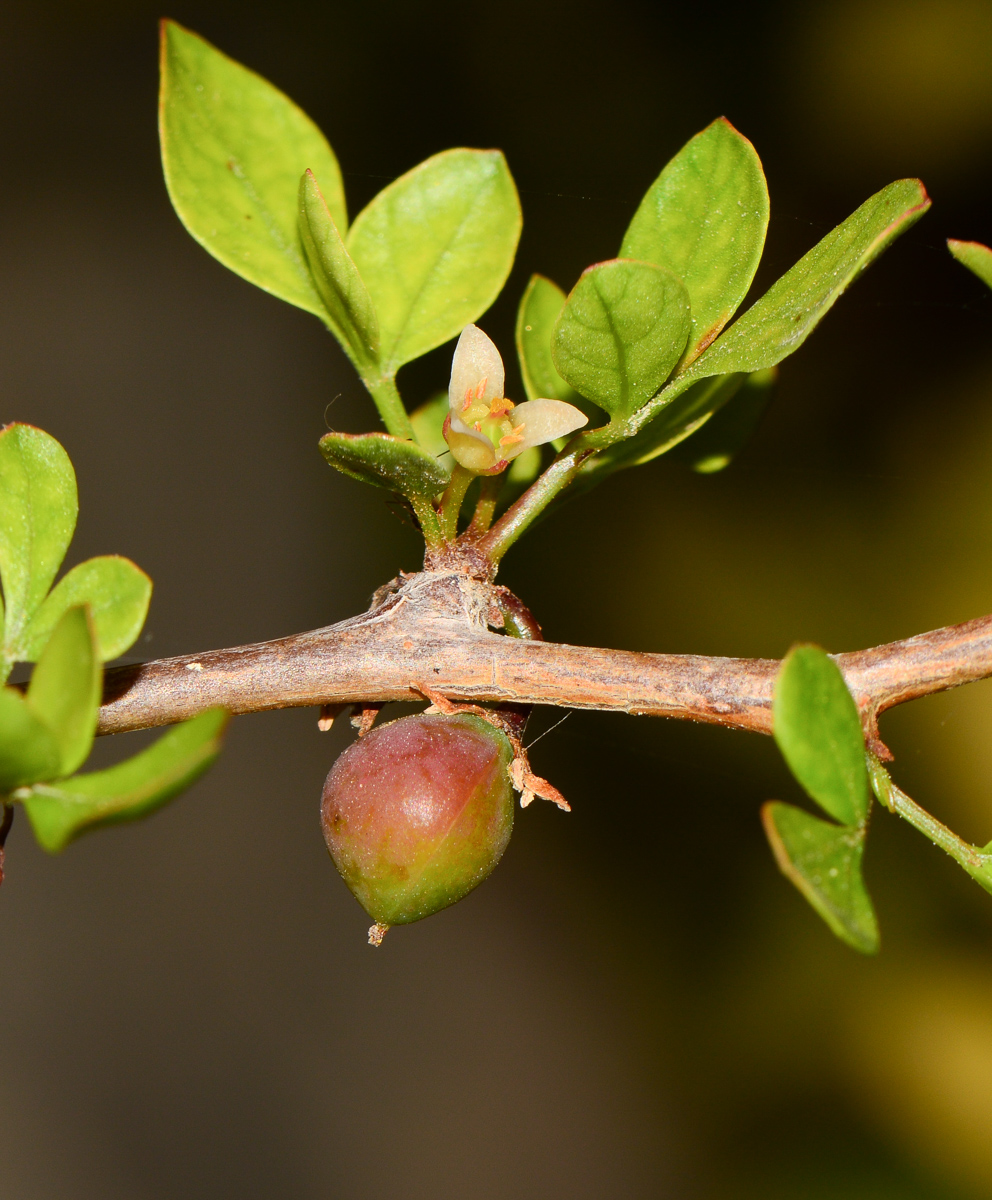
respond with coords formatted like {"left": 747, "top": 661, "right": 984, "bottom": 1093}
{"left": 2, "top": 2, "right": 992, "bottom": 1196}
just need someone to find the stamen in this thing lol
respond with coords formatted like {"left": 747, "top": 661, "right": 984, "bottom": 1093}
{"left": 500, "top": 425, "right": 525, "bottom": 446}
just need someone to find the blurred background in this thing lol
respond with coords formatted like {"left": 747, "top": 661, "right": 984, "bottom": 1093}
{"left": 1, "top": 1, "right": 992, "bottom": 1196}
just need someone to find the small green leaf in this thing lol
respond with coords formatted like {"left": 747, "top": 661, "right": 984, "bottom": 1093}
{"left": 22, "top": 708, "right": 229, "bottom": 853}
{"left": 621, "top": 118, "right": 769, "bottom": 365}
{"left": 516, "top": 275, "right": 581, "bottom": 403}
{"left": 683, "top": 179, "right": 930, "bottom": 381}
{"left": 773, "top": 644, "right": 869, "bottom": 826}
{"left": 159, "top": 20, "right": 345, "bottom": 319}
{"left": 22, "top": 556, "right": 151, "bottom": 663}
{"left": 26, "top": 606, "right": 100, "bottom": 778}
{"left": 552, "top": 259, "right": 691, "bottom": 420}
{"left": 671, "top": 367, "right": 776, "bottom": 473}
{"left": 0, "top": 687, "right": 60, "bottom": 792}
{"left": 0, "top": 424, "right": 77, "bottom": 662}
{"left": 515, "top": 274, "right": 605, "bottom": 441}
{"left": 762, "top": 801, "right": 879, "bottom": 954}
{"left": 948, "top": 238, "right": 992, "bottom": 290}
{"left": 346, "top": 149, "right": 521, "bottom": 373}
{"left": 319, "top": 431, "right": 449, "bottom": 499}
{"left": 298, "top": 169, "right": 380, "bottom": 373}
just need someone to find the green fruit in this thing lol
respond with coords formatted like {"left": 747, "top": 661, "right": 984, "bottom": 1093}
{"left": 321, "top": 712, "right": 515, "bottom": 929}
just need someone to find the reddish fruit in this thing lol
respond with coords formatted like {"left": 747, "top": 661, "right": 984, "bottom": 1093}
{"left": 321, "top": 712, "right": 515, "bottom": 930}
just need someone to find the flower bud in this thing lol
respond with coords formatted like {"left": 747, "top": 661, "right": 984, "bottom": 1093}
{"left": 321, "top": 712, "right": 515, "bottom": 931}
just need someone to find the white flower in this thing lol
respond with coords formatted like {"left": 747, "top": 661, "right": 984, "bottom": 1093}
{"left": 443, "top": 325, "right": 588, "bottom": 474}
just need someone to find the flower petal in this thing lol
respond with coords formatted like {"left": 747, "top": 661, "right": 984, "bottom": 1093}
{"left": 504, "top": 399, "right": 588, "bottom": 457}
{"left": 446, "top": 412, "right": 498, "bottom": 472}
{"left": 448, "top": 325, "right": 505, "bottom": 414}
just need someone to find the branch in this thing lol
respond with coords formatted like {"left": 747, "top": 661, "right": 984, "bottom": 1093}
{"left": 97, "top": 571, "right": 992, "bottom": 755}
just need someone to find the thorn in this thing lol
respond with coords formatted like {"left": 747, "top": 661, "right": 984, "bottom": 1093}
{"left": 317, "top": 702, "right": 348, "bottom": 732}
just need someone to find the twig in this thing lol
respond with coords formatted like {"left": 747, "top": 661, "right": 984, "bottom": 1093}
{"left": 94, "top": 572, "right": 992, "bottom": 754}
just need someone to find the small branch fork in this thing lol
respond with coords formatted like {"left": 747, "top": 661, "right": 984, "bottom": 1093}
{"left": 95, "top": 571, "right": 992, "bottom": 758}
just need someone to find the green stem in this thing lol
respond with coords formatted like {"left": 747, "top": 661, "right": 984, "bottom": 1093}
{"left": 477, "top": 442, "right": 598, "bottom": 565}
{"left": 437, "top": 465, "right": 475, "bottom": 542}
{"left": 474, "top": 370, "right": 705, "bottom": 565}
{"left": 365, "top": 375, "right": 415, "bottom": 442}
{"left": 464, "top": 474, "right": 504, "bottom": 539}
{"left": 408, "top": 494, "right": 444, "bottom": 551}
{"left": 868, "top": 756, "right": 992, "bottom": 894}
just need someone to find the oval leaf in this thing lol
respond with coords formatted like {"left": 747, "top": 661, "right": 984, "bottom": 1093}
{"left": 685, "top": 179, "right": 930, "bottom": 381}
{"left": 159, "top": 20, "right": 345, "bottom": 319}
{"left": 26, "top": 605, "right": 100, "bottom": 778}
{"left": 948, "top": 238, "right": 992, "bottom": 291}
{"left": 621, "top": 118, "right": 769, "bottom": 365}
{"left": 0, "top": 687, "right": 60, "bottom": 792}
{"left": 319, "top": 431, "right": 449, "bottom": 499}
{"left": 516, "top": 275, "right": 580, "bottom": 403}
{"left": 773, "top": 644, "right": 869, "bottom": 826}
{"left": 762, "top": 801, "right": 879, "bottom": 954}
{"left": 551, "top": 259, "right": 691, "bottom": 419}
{"left": 22, "top": 708, "right": 229, "bottom": 853}
{"left": 346, "top": 149, "right": 522, "bottom": 373}
{"left": 23, "top": 555, "right": 151, "bottom": 663}
{"left": 0, "top": 424, "right": 77, "bottom": 661}
{"left": 298, "top": 169, "right": 380, "bottom": 373}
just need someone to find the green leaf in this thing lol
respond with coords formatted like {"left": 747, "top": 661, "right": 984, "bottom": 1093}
{"left": 26, "top": 606, "right": 100, "bottom": 778}
{"left": 762, "top": 801, "right": 879, "bottom": 954}
{"left": 621, "top": 118, "right": 769, "bottom": 365}
{"left": 0, "top": 424, "right": 77, "bottom": 662}
{"left": 515, "top": 274, "right": 606, "bottom": 443}
{"left": 0, "top": 687, "right": 60, "bottom": 792}
{"left": 516, "top": 275, "right": 582, "bottom": 403}
{"left": 773, "top": 644, "right": 869, "bottom": 826}
{"left": 681, "top": 179, "right": 930, "bottom": 381}
{"left": 346, "top": 149, "right": 521, "bottom": 373}
{"left": 948, "top": 238, "right": 992, "bottom": 290}
{"left": 298, "top": 169, "right": 380, "bottom": 373}
{"left": 319, "top": 431, "right": 449, "bottom": 499}
{"left": 22, "top": 556, "right": 151, "bottom": 663}
{"left": 22, "top": 708, "right": 229, "bottom": 853}
{"left": 551, "top": 259, "right": 691, "bottom": 419}
{"left": 159, "top": 20, "right": 345, "bottom": 320}
{"left": 671, "top": 367, "right": 776, "bottom": 473}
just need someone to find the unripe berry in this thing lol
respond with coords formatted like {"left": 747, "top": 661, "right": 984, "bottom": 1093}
{"left": 321, "top": 712, "right": 515, "bottom": 933}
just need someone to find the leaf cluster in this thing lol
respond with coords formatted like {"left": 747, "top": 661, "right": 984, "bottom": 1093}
{"left": 0, "top": 425, "right": 227, "bottom": 852}
{"left": 159, "top": 22, "right": 929, "bottom": 547}
{"left": 767, "top": 646, "right": 878, "bottom": 954}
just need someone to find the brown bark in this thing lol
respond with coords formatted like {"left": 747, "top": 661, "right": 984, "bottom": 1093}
{"left": 96, "top": 571, "right": 992, "bottom": 754}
